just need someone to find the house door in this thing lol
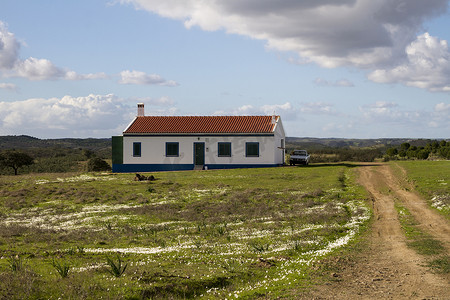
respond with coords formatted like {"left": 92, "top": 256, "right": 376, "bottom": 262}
{"left": 194, "top": 142, "right": 205, "bottom": 166}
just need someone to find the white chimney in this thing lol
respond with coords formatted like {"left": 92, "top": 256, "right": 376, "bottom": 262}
{"left": 137, "top": 103, "right": 145, "bottom": 117}
{"left": 271, "top": 114, "right": 277, "bottom": 125}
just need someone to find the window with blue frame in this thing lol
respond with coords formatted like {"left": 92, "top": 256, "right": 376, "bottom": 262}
{"left": 245, "top": 142, "right": 259, "bottom": 157}
{"left": 133, "top": 142, "right": 141, "bottom": 157}
{"left": 218, "top": 142, "right": 232, "bottom": 157}
{"left": 166, "top": 142, "right": 179, "bottom": 157}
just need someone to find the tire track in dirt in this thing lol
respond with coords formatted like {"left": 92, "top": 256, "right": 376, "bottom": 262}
{"left": 302, "top": 163, "right": 449, "bottom": 299}
{"left": 384, "top": 163, "right": 450, "bottom": 251}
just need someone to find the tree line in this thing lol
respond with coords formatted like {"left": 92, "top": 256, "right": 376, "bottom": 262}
{"left": 307, "top": 148, "right": 383, "bottom": 163}
{"left": 385, "top": 140, "right": 450, "bottom": 160}
{"left": 1, "top": 137, "right": 448, "bottom": 175}
{"left": 0, "top": 136, "right": 112, "bottom": 175}
{"left": 0, "top": 148, "right": 111, "bottom": 175}
{"left": 286, "top": 139, "right": 449, "bottom": 163}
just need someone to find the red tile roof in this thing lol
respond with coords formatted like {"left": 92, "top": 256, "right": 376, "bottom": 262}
{"left": 124, "top": 115, "right": 279, "bottom": 134}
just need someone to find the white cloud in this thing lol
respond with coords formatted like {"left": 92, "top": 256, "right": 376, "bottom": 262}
{"left": 297, "top": 101, "right": 448, "bottom": 138}
{"left": 11, "top": 57, "right": 108, "bottom": 81}
{"left": 143, "top": 107, "right": 179, "bottom": 116}
{"left": 0, "top": 94, "right": 180, "bottom": 137}
{"left": 363, "top": 101, "right": 398, "bottom": 114}
{"left": 0, "top": 21, "right": 108, "bottom": 81}
{"left": 65, "top": 71, "right": 108, "bottom": 81}
{"left": 0, "top": 82, "right": 17, "bottom": 91}
{"left": 120, "top": 0, "right": 450, "bottom": 92}
{"left": 213, "top": 102, "right": 297, "bottom": 121}
{"left": 128, "top": 96, "right": 175, "bottom": 106}
{"left": 260, "top": 102, "right": 293, "bottom": 115}
{"left": 119, "top": 70, "right": 179, "bottom": 86}
{"left": 0, "top": 94, "right": 129, "bottom": 138}
{"left": 0, "top": 21, "right": 20, "bottom": 70}
{"left": 431, "top": 102, "right": 450, "bottom": 129}
{"left": 321, "top": 121, "right": 356, "bottom": 136}
{"left": 314, "top": 78, "right": 354, "bottom": 87}
{"left": 368, "top": 33, "right": 450, "bottom": 92}
{"left": 0, "top": 95, "right": 127, "bottom": 136}
{"left": 14, "top": 57, "right": 65, "bottom": 80}
{"left": 354, "top": 101, "right": 450, "bottom": 137}
{"left": 359, "top": 101, "right": 403, "bottom": 122}
{"left": 1, "top": 22, "right": 174, "bottom": 85}
{"left": 358, "top": 101, "right": 429, "bottom": 128}
{"left": 228, "top": 104, "right": 257, "bottom": 115}
{"left": 299, "top": 102, "right": 336, "bottom": 115}
{"left": 121, "top": 0, "right": 447, "bottom": 67}
{"left": 2, "top": 21, "right": 177, "bottom": 87}
{"left": 435, "top": 102, "right": 450, "bottom": 113}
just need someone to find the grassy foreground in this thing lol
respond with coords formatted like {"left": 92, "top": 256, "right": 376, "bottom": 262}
{"left": 392, "top": 161, "right": 450, "bottom": 218}
{"left": 392, "top": 161, "right": 450, "bottom": 274}
{"left": 0, "top": 165, "right": 370, "bottom": 299}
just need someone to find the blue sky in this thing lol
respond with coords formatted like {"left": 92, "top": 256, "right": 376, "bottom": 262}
{"left": 0, "top": 0, "right": 449, "bottom": 139}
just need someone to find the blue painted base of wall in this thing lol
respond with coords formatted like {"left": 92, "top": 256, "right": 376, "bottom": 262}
{"left": 206, "top": 164, "right": 279, "bottom": 170}
{"left": 112, "top": 164, "right": 193, "bottom": 173}
{"left": 112, "top": 163, "right": 280, "bottom": 173}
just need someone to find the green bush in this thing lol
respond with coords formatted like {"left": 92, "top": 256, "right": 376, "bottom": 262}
{"left": 417, "top": 149, "right": 430, "bottom": 160}
{"left": 87, "top": 157, "right": 111, "bottom": 172}
{"left": 439, "top": 146, "right": 450, "bottom": 159}
{"left": 0, "top": 150, "right": 34, "bottom": 175}
{"left": 384, "top": 140, "right": 448, "bottom": 160}
{"left": 386, "top": 147, "right": 398, "bottom": 156}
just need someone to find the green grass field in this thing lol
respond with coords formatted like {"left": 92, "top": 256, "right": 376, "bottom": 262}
{"left": 393, "top": 161, "right": 450, "bottom": 218}
{"left": 0, "top": 165, "right": 371, "bottom": 299}
{"left": 392, "top": 161, "right": 450, "bottom": 274}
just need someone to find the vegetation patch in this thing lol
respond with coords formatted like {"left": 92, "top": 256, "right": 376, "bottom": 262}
{"left": 0, "top": 166, "right": 370, "bottom": 298}
{"left": 393, "top": 161, "right": 450, "bottom": 218}
{"left": 427, "top": 256, "right": 450, "bottom": 274}
{"left": 385, "top": 140, "right": 450, "bottom": 161}
{"left": 395, "top": 201, "right": 448, "bottom": 273}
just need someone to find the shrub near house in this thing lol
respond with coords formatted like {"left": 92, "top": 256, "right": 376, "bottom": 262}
{"left": 87, "top": 157, "right": 111, "bottom": 172}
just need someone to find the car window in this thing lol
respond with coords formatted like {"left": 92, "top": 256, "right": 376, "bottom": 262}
{"left": 293, "top": 151, "right": 306, "bottom": 155}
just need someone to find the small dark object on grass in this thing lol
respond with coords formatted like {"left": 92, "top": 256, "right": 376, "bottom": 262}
{"left": 135, "top": 174, "right": 156, "bottom": 181}
{"left": 87, "top": 157, "right": 111, "bottom": 172}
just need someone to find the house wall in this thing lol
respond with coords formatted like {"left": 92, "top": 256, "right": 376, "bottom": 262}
{"left": 273, "top": 120, "right": 286, "bottom": 165}
{"left": 112, "top": 117, "right": 286, "bottom": 173}
{"left": 112, "top": 136, "right": 123, "bottom": 164}
{"left": 114, "top": 134, "right": 281, "bottom": 172}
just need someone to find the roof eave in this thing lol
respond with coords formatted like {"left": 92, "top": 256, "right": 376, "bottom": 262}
{"left": 123, "top": 132, "right": 275, "bottom": 136}
{"left": 122, "top": 117, "right": 138, "bottom": 134}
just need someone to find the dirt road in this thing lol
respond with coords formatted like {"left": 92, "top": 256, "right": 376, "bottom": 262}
{"left": 304, "top": 163, "right": 449, "bottom": 299}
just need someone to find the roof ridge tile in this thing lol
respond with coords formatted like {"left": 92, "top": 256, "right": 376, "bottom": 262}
{"left": 124, "top": 115, "right": 279, "bottom": 134}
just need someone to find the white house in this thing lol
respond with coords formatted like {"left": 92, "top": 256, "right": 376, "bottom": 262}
{"left": 112, "top": 104, "right": 286, "bottom": 172}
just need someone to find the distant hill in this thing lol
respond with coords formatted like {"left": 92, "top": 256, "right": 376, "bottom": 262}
{"left": 0, "top": 135, "right": 113, "bottom": 175}
{"left": 285, "top": 137, "right": 437, "bottom": 151}
{"left": 0, "top": 135, "right": 446, "bottom": 175}
{"left": 0, "top": 135, "right": 111, "bottom": 151}
{"left": 0, "top": 135, "right": 442, "bottom": 152}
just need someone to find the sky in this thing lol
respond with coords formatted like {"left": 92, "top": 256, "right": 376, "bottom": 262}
{"left": 0, "top": 0, "right": 449, "bottom": 139}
